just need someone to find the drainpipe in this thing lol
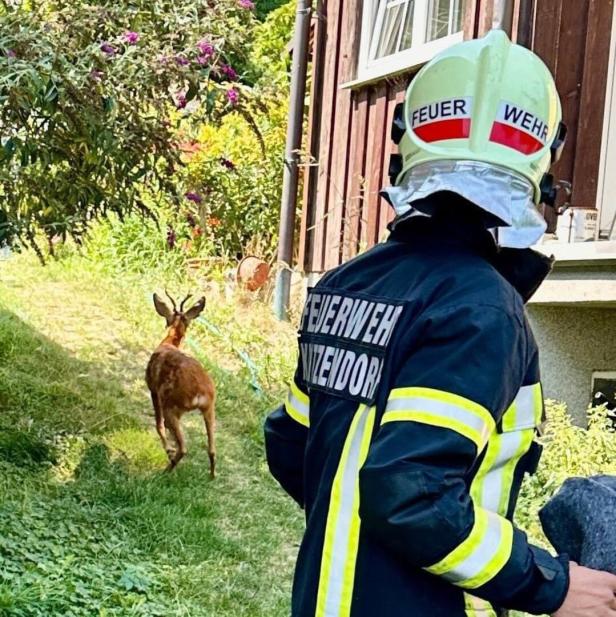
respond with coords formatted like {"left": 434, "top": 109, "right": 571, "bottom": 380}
{"left": 273, "top": 0, "right": 313, "bottom": 321}
{"left": 492, "top": 0, "right": 515, "bottom": 34}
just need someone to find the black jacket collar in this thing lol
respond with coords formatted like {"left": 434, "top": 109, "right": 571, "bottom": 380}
{"left": 387, "top": 212, "right": 553, "bottom": 304}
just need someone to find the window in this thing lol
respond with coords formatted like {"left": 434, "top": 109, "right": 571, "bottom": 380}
{"left": 357, "top": 0, "right": 465, "bottom": 84}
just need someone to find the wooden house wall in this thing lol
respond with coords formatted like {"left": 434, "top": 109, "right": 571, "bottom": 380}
{"left": 298, "top": 0, "right": 614, "bottom": 273}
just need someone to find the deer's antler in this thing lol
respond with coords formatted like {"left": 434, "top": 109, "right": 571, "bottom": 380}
{"left": 179, "top": 294, "right": 193, "bottom": 313}
{"left": 165, "top": 289, "right": 178, "bottom": 312}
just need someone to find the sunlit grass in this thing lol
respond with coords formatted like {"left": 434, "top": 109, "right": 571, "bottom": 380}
{"left": 0, "top": 253, "right": 302, "bottom": 616}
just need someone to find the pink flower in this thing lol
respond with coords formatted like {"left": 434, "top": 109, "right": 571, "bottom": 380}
{"left": 220, "top": 64, "right": 238, "bottom": 81}
{"left": 185, "top": 192, "right": 203, "bottom": 204}
{"left": 226, "top": 88, "right": 239, "bottom": 106}
{"left": 175, "top": 55, "right": 190, "bottom": 67}
{"left": 176, "top": 93, "right": 188, "bottom": 110}
{"left": 196, "top": 55, "right": 212, "bottom": 66}
{"left": 100, "top": 42, "right": 116, "bottom": 56}
{"left": 123, "top": 31, "right": 140, "bottom": 45}
{"left": 197, "top": 40, "right": 215, "bottom": 57}
{"left": 238, "top": 0, "right": 255, "bottom": 9}
{"left": 6, "top": 50, "right": 16, "bottom": 58}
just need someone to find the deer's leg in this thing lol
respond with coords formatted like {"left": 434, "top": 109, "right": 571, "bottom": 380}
{"left": 201, "top": 402, "right": 216, "bottom": 479}
{"left": 164, "top": 413, "right": 187, "bottom": 472}
{"left": 151, "top": 391, "right": 170, "bottom": 457}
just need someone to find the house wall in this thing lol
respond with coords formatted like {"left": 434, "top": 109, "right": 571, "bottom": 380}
{"left": 298, "top": 0, "right": 405, "bottom": 274}
{"left": 299, "top": 0, "right": 615, "bottom": 272}
{"left": 528, "top": 306, "right": 616, "bottom": 422}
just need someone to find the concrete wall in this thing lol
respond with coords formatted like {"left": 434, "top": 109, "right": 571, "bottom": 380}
{"left": 527, "top": 306, "right": 616, "bottom": 423}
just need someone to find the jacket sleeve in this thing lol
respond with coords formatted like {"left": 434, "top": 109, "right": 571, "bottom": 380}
{"left": 358, "top": 304, "right": 569, "bottom": 616}
{"left": 264, "top": 374, "right": 309, "bottom": 508}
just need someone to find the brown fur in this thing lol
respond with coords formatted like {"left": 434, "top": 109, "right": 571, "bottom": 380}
{"left": 146, "top": 293, "right": 216, "bottom": 476}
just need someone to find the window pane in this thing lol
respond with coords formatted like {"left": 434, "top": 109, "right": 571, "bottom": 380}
{"left": 426, "top": 0, "right": 463, "bottom": 42}
{"left": 374, "top": 0, "right": 414, "bottom": 59}
{"left": 400, "top": 1, "right": 415, "bottom": 51}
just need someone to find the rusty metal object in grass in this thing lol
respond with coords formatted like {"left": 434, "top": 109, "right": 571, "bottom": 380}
{"left": 236, "top": 256, "right": 270, "bottom": 292}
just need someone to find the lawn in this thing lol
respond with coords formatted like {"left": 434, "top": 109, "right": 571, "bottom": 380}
{"left": 0, "top": 253, "right": 303, "bottom": 616}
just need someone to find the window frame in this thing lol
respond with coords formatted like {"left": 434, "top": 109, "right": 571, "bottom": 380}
{"left": 596, "top": 0, "right": 616, "bottom": 239}
{"left": 353, "top": 0, "right": 464, "bottom": 87}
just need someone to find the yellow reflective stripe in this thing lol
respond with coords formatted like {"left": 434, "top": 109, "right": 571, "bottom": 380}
{"left": 383, "top": 411, "right": 487, "bottom": 451}
{"left": 427, "top": 507, "right": 489, "bottom": 576}
{"left": 461, "top": 521, "right": 513, "bottom": 589}
{"left": 470, "top": 435, "right": 502, "bottom": 510}
{"left": 339, "top": 406, "right": 376, "bottom": 612}
{"left": 382, "top": 387, "right": 495, "bottom": 451}
{"left": 315, "top": 405, "right": 376, "bottom": 617}
{"left": 502, "top": 383, "right": 542, "bottom": 431}
{"left": 497, "top": 429, "right": 535, "bottom": 515}
{"left": 533, "top": 383, "right": 544, "bottom": 425}
{"left": 389, "top": 388, "right": 495, "bottom": 428}
{"left": 425, "top": 508, "right": 514, "bottom": 589}
{"left": 464, "top": 594, "right": 497, "bottom": 617}
{"left": 291, "top": 380, "right": 309, "bottom": 405}
{"left": 284, "top": 381, "right": 310, "bottom": 427}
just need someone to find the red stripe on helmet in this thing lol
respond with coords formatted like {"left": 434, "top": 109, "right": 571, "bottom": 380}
{"left": 490, "top": 122, "right": 545, "bottom": 155}
{"left": 413, "top": 118, "right": 471, "bottom": 143}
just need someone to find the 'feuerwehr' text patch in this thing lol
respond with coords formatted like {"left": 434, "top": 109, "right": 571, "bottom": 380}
{"left": 298, "top": 289, "right": 405, "bottom": 405}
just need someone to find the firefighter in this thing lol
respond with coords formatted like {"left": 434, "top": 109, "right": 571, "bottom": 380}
{"left": 264, "top": 29, "right": 616, "bottom": 617}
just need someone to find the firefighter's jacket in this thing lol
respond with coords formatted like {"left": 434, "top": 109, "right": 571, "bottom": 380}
{"left": 264, "top": 214, "right": 569, "bottom": 617}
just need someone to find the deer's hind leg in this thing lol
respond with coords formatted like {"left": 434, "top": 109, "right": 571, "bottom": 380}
{"left": 200, "top": 399, "right": 216, "bottom": 479}
{"left": 164, "top": 412, "right": 187, "bottom": 472}
{"left": 151, "top": 391, "right": 171, "bottom": 457}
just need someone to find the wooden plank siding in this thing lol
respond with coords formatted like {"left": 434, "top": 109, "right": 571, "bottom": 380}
{"left": 298, "top": 0, "right": 326, "bottom": 271}
{"left": 533, "top": 0, "right": 614, "bottom": 230}
{"left": 299, "top": 0, "right": 614, "bottom": 272}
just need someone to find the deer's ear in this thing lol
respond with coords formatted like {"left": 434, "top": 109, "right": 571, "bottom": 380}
{"left": 153, "top": 293, "right": 174, "bottom": 325}
{"left": 185, "top": 297, "right": 206, "bottom": 322}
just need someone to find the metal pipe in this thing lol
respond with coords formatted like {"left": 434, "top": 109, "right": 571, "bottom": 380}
{"left": 273, "top": 0, "right": 313, "bottom": 321}
{"left": 492, "top": 0, "right": 515, "bottom": 35}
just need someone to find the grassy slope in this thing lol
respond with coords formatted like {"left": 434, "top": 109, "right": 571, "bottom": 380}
{"left": 0, "top": 254, "right": 303, "bottom": 617}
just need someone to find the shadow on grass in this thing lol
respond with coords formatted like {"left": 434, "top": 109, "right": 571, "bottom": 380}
{"left": 0, "top": 307, "right": 143, "bottom": 446}
{"left": 0, "top": 306, "right": 299, "bottom": 615}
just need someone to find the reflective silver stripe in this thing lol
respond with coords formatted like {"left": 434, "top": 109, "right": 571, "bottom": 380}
{"left": 441, "top": 512, "right": 508, "bottom": 585}
{"left": 465, "top": 594, "right": 497, "bottom": 617}
{"left": 284, "top": 382, "right": 310, "bottom": 427}
{"left": 503, "top": 384, "right": 541, "bottom": 430}
{"left": 323, "top": 405, "right": 371, "bottom": 615}
{"left": 385, "top": 396, "right": 492, "bottom": 447}
{"left": 479, "top": 431, "right": 525, "bottom": 512}
{"left": 288, "top": 391, "right": 309, "bottom": 419}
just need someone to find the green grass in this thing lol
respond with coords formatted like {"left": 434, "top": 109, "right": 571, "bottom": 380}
{"left": 0, "top": 253, "right": 303, "bottom": 616}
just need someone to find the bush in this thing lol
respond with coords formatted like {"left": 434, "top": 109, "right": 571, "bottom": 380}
{"left": 0, "top": 0, "right": 258, "bottom": 259}
{"left": 516, "top": 401, "right": 616, "bottom": 547}
{"left": 154, "top": 2, "right": 295, "bottom": 262}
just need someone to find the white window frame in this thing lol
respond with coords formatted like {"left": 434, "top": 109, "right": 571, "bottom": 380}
{"left": 596, "top": 0, "right": 616, "bottom": 240}
{"left": 354, "top": 0, "right": 464, "bottom": 86}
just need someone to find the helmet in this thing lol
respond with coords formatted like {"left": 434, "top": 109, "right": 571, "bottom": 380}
{"left": 385, "top": 29, "right": 567, "bottom": 248}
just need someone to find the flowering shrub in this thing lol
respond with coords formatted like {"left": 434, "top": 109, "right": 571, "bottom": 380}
{"left": 174, "top": 1, "right": 295, "bottom": 260}
{"left": 0, "top": 0, "right": 257, "bottom": 259}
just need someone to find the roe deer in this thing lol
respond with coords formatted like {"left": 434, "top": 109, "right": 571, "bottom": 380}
{"left": 146, "top": 292, "right": 216, "bottom": 477}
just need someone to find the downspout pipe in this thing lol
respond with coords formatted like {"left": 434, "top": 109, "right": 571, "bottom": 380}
{"left": 273, "top": 0, "right": 313, "bottom": 321}
{"left": 492, "top": 0, "right": 515, "bottom": 35}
